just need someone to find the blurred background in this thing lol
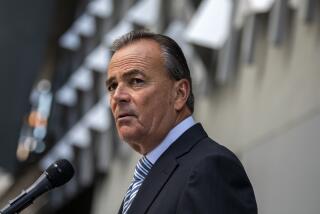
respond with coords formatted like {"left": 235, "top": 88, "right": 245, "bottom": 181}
{"left": 0, "top": 0, "right": 319, "bottom": 213}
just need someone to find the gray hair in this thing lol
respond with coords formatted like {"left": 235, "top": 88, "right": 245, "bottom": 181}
{"left": 110, "top": 30, "right": 194, "bottom": 113}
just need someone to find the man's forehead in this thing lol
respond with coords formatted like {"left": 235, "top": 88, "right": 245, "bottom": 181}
{"left": 107, "top": 40, "right": 163, "bottom": 76}
{"left": 107, "top": 53, "right": 152, "bottom": 77}
{"left": 109, "top": 52, "right": 153, "bottom": 67}
{"left": 111, "top": 39, "right": 162, "bottom": 60}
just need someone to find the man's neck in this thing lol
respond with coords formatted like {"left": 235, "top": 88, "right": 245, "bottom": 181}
{"left": 146, "top": 115, "right": 196, "bottom": 164}
{"left": 131, "top": 109, "right": 192, "bottom": 155}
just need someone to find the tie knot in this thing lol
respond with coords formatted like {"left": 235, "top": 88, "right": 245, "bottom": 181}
{"left": 133, "top": 156, "right": 153, "bottom": 181}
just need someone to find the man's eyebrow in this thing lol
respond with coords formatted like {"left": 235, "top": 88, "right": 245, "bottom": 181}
{"left": 105, "top": 77, "right": 115, "bottom": 87}
{"left": 122, "top": 69, "right": 146, "bottom": 79}
{"left": 105, "top": 69, "right": 146, "bottom": 87}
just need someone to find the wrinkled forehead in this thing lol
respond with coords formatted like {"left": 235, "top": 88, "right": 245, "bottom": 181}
{"left": 107, "top": 39, "right": 165, "bottom": 76}
{"left": 111, "top": 39, "right": 163, "bottom": 60}
{"left": 111, "top": 38, "right": 162, "bottom": 56}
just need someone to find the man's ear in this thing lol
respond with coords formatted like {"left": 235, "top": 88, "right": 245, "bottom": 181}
{"left": 174, "top": 79, "right": 190, "bottom": 111}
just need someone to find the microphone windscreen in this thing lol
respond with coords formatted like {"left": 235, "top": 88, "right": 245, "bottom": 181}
{"left": 45, "top": 159, "right": 75, "bottom": 188}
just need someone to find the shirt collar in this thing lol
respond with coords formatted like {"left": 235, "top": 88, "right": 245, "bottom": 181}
{"left": 146, "top": 116, "right": 195, "bottom": 164}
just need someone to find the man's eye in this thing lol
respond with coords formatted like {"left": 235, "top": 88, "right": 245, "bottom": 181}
{"left": 130, "top": 78, "right": 144, "bottom": 85}
{"left": 107, "top": 83, "right": 117, "bottom": 92}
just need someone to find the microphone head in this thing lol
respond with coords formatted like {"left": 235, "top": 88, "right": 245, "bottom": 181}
{"left": 45, "top": 159, "right": 75, "bottom": 188}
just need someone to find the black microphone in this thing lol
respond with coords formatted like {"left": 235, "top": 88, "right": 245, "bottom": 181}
{"left": 0, "top": 159, "right": 75, "bottom": 214}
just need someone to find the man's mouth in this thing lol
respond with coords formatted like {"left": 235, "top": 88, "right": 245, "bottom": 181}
{"left": 117, "top": 113, "right": 136, "bottom": 120}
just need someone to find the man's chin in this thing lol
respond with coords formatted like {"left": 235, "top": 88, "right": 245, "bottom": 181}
{"left": 118, "top": 128, "right": 141, "bottom": 143}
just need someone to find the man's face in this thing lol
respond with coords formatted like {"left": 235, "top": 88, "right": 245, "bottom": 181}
{"left": 106, "top": 39, "right": 178, "bottom": 154}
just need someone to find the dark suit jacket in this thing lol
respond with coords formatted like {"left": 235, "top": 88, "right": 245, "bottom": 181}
{"left": 119, "top": 123, "right": 257, "bottom": 214}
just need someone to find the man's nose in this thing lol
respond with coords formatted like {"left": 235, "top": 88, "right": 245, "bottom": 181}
{"left": 112, "top": 84, "right": 130, "bottom": 103}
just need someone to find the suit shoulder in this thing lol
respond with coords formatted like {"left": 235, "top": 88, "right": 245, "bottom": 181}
{"left": 191, "top": 136, "right": 242, "bottom": 165}
{"left": 176, "top": 138, "right": 258, "bottom": 213}
{"left": 175, "top": 137, "right": 257, "bottom": 213}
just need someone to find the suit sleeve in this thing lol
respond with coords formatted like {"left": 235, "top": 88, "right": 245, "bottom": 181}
{"left": 176, "top": 154, "right": 257, "bottom": 214}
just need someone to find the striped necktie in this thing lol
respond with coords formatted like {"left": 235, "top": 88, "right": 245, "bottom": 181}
{"left": 122, "top": 156, "right": 153, "bottom": 214}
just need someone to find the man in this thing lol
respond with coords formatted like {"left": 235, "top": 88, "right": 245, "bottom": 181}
{"left": 106, "top": 30, "right": 257, "bottom": 214}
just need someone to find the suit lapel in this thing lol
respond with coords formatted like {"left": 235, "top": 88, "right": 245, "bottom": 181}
{"left": 127, "top": 155, "right": 178, "bottom": 214}
{"left": 118, "top": 199, "right": 124, "bottom": 214}
{"left": 127, "top": 124, "right": 208, "bottom": 214}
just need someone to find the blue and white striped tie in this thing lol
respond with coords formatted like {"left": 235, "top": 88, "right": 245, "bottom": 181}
{"left": 122, "top": 156, "right": 153, "bottom": 214}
